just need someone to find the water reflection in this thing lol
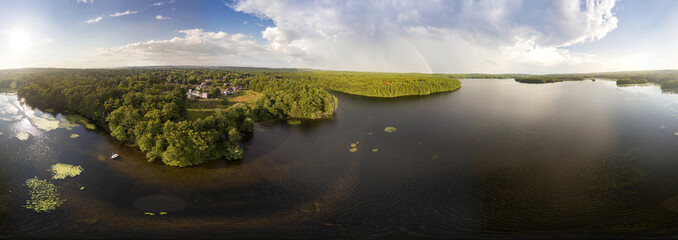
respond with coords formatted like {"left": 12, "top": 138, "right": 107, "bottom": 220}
{"left": 3, "top": 80, "right": 678, "bottom": 238}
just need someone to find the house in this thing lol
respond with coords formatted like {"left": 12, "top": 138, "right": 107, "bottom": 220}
{"left": 186, "top": 89, "right": 207, "bottom": 99}
{"left": 222, "top": 88, "right": 234, "bottom": 96}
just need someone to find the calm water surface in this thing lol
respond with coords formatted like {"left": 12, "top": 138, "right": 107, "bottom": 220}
{"left": 3, "top": 79, "right": 678, "bottom": 238}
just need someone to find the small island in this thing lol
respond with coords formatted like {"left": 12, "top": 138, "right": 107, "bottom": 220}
{"left": 514, "top": 76, "right": 585, "bottom": 84}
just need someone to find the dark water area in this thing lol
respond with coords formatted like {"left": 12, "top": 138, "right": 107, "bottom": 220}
{"left": 3, "top": 79, "right": 678, "bottom": 238}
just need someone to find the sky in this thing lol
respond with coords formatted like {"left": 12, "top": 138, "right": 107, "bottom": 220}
{"left": 0, "top": 0, "right": 676, "bottom": 74}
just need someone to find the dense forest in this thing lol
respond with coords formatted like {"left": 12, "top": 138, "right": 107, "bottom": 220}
{"left": 8, "top": 67, "right": 461, "bottom": 167}
{"left": 586, "top": 70, "right": 678, "bottom": 84}
{"left": 514, "top": 76, "right": 586, "bottom": 84}
{"left": 16, "top": 69, "right": 255, "bottom": 167}
{"left": 616, "top": 78, "right": 648, "bottom": 85}
{"left": 511, "top": 70, "right": 678, "bottom": 86}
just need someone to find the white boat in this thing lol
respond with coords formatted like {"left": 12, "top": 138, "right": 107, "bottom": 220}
{"left": 111, "top": 153, "right": 119, "bottom": 159}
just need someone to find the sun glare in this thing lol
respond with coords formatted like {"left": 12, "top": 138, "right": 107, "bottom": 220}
{"left": 8, "top": 28, "right": 31, "bottom": 51}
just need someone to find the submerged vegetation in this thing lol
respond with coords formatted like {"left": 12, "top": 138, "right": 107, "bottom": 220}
{"left": 286, "top": 119, "right": 302, "bottom": 125}
{"left": 24, "top": 177, "right": 64, "bottom": 212}
{"left": 50, "top": 163, "right": 83, "bottom": 180}
{"left": 9, "top": 67, "right": 458, "bottom": 167}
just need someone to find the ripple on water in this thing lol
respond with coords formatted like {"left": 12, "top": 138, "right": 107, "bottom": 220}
{"left": 661, "top": 196, "right": 678, "bottom": 212}
{"left": 133, "top": 194, "right": 187, "bottom": 212}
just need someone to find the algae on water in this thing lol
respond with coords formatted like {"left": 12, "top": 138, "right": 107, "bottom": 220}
{"left": 349, "top": 147, "right": 358, "bottom": 152}
{"left": 65, "top": 114, "right": 96, "bottom": 130}
{"left": 70, "top": 134, "right": 80, "bottom": 139}
{"left": 50, "top": 163, "right": 83, "bottom": 180}
{"left": 384, "top": 127, "right": 397, "bottom": 133}
{"left": 16, "top": 132, "right": 29, "bottom": 141}
{"left": 24, "top": 177, "right": 65, "bottom": 212}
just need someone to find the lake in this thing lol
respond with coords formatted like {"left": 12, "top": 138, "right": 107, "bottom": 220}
{"left": 3, "top": 79, "right": 678, "bottom": 238}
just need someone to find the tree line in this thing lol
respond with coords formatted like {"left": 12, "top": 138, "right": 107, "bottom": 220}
{"left": 12, "top": 68, "right": 461, "bottom": 167}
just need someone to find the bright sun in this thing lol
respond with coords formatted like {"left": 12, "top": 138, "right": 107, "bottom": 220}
{"left": 8, "top": 28, "right": 31, "bottom": 50}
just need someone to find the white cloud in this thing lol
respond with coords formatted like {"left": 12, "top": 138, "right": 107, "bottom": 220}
{"left": 231, "top": 0, "right": 619, "bottom": 73}
{"left": 95, "top": 0, "right": 619, "bottom": 73}
{"left": 85, "top": 15, "right": 103, "bottom": 24}
{"left": 76, "top": 0, "right": 93, "bottom": 4}
{"left": 95, "top": 29, "right": 288, "bottom": 66}
{"left": 152, "top": 0, "right": 174, "bottom": 7}
{"left": 110, "top": 10, "right": 138, "bottom": 17}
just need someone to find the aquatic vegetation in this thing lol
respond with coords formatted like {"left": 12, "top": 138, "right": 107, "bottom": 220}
{"left": 79, "top": 187, "right": 85, "bottom": 190}
{"left": 0, "top": 115, "right": 23, "bottom": 121}
{"left": 24, "top": 177, "right": 65, "bottom": 212}
{"left": 30, "top": 117, "right": 60, "bottom": 132}
{"left": 159, "top": 212, "right": 168, "bottom": 215}
{"left": 65, "top": 114, "right": 96, "bottom": 130}
{"left": 50, "top": 163, "right": 83, "bottom": 180}
{"left": 371, "top": 148, "right": 378, "bottom": 152}
{"left": 674, "top": 132, "right": 678, "bottom": 136}
{"left": 16, "top": 132, "right": 29, "bottom": 141}
{"left": 286, "top": 119, "right": 302, "bottom": 125}
{"left": 384, "top": 127, "right": 397, "bottom": 133}
{"left": 350, "top": 143, "right": 357, "bottom": 147}
{"left": 144, "top": 212, "right": 156, "bottom": 216}
{"left": 70, "top": 134, "right": 79, "bottom": 139}
{"left": 0, "top": 131, "right": 3, "bottom": 135}
{"left": 58, "top": 117, "right": 79, "bottom": 130}
{"left": 349, "top": 147, "right": 358, "bottom": 152}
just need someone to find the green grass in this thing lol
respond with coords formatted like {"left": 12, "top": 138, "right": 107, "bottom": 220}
{"left": 185, "top": 91, "right": 263, "bottom": 121}
{"left": 185, "top": 99, "right": 229, "bottom": 121}
{"left": 228, "top": 90, "right": 263, "bottom": 104}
